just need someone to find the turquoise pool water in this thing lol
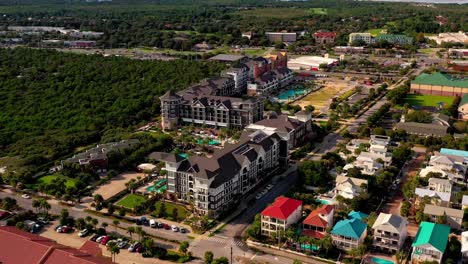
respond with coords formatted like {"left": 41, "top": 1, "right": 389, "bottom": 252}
{"left": 146, "top": 179, "right": 167, "bottom": 193}
{"left": 372, "top": 257, "right": 394, "bottom": 264}
{"left": 178, "top": 153, "right": 188, "bottom": 159}
{"left": 196, "top": 139, "right": 220, "bottom": 145}
{"left": 316, "top": 199, "right": 330, "bottom": 205}
{"left": 277, "top": 89, "right": 306, "bottom": 101}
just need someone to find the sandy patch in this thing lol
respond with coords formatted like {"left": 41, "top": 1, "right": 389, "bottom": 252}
{"left": 93, "top": 172, "right": 144, "bottom": 200}
{"left": 294, "top": 80, "right": 354, "bottom": 111}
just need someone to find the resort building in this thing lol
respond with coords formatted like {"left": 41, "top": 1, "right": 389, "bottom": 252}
{"left": 265, "top": 32, "right": 297, "bottom": 43}
{"left": 411, "top": 222, "right": 450, "bottom": 264}
{"left": 410, "top": 72, "right": 468, "bottom": 96}
{"left": 302, "top": 205, "right": 334, "bottom": 239}
{"left": 224, "top": 64, "right": 249, "bottom": 94}
{"left": 423, "top": 204, "right": 463, "bottom": 230}
{"left": 334, "top": 176, "right": 368, "bottom": 200}
{"left": 150, "top": 130, "right": 286, "bottom": 218}
{"left": 374, "top": 34, "right": 414, "bottom": 45}
{"left": 246, "top": 68, "right": 294, "bottom": 96}
{"left": 245, "top": 111, "right": 314, "bottom": 149}
{"left": 331, "top": 218, "right": 367, "bottom": 250}
{"left": 372, "top": 213, "right": 408, "bottom": 254}
{"left": 261, "top": 197, "right": 303, "bottom": 237}
{"left": 313, "top": 31, "right": 337, "bottom": 45}
{"left": 349, "top": 33, "right": 373, "bottom": 44}
{"left": 458, "top": 94, "right": 468, "bottom": 120}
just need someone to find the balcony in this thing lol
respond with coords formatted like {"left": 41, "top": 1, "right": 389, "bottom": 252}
{"left": 375, "top": 232, "right": 400, "bottom": 240}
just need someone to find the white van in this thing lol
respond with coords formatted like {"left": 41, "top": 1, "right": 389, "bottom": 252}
{"left": 149, "top": 219, "right": 156, "bottom": 228}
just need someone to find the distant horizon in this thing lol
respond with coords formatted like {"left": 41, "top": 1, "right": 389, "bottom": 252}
{"left": 365, "top": 0, "right": 467, "bottom": 3}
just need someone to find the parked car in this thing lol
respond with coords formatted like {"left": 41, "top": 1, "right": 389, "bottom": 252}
{"left": 180, "top": 228, "right": 187, "bottom": 233}
{"left": 255, "top": 194, "right": 262, "bottom": 200}
{"left": 79, "top": 229, "right": 89, "bottom": 237}
{"left": 149, "top": 219, "right": 156, "bottom": 228}
{"left": 37, "top": 217, "right": 49, "bottom": 226}
{"left": 0, "top": 211, "right": 11, "bottom": 220}
{"left": 96, "top": 236, "right": 107, "bottom": 243}
{"left": 100, "top": 236, "right": 111, "bottom": 245}
{"left": 171, "top": 225, "right": 179, "bottom": 232}
{"left": 128, "top": 242, "right": 141, "bottom": 252}
{"left": 136, "top": 245, "right": 143, "bottom": 253}
{"left": 60, "top": 226, "right": 73, "bottom": 233}
{"left": 157, "top": 222, "right": 164, "bottom": 228}
{"left": 140, "top": 217, "right": 149, "bottom": 226}
{"left": 163, "top": 224, "right": 170, "bottom": 230}
{"left": 266, "top": 184, "right": 274, "bottom": 190}
{"left": 56, "top": 226, "right": 65, "bottom": 233}
{"left": 135, "top": 219, "right": 142, "bottom": 225}
{"left": 117, "top": 240, "right": 128, "bottom": 249}
{"left": 21, "top": 194, "right": 31, "bottom": 199}
{"left": 90, "top": 234, "right": 100, "bottom": 242}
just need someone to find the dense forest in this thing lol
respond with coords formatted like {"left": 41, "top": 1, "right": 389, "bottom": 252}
{"left": 0, "top": 48, "right": 224, "bottom": 167}
{"left": 0, "top": 0, "right": 466, "bottom": 48}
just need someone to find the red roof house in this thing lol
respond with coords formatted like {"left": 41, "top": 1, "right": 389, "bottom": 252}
{"left": 0, "top": 226, "right": 113, "bottom": 264}
{"left": 302, "top": 204, "right": 334, "bottom": 237}
{"left": 261, "top": 197, "right": 303, "bottom": 237}
{"left": 313, "top": 32, "right": 337, "bottom": 45}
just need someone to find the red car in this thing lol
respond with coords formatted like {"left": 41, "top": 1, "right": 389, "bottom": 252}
{"left": 163, "top": 224, "right": 170, "bottom": 230}
{"left": 135, "top": 245, "right": 143, "bottom": 253}
{"left": 60, "top": 226, "right": 73, "bottom": 233}
{"left": 100, "top": 236, "right": 110, "bottom": 245}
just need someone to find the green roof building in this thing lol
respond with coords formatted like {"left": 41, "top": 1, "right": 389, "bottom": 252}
{"left": 411, "top": 72, "right": 468, "bottom": 96}
{"left": 411, "top": 222, "right": 450, "bottom": 263}
{"left": 375, "top": 34, "right": 414, "bottom": 45}
{"left": 331, "top": 218, "right": 367, "bottom": 250}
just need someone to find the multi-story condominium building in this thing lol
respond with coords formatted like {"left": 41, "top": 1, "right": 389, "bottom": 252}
{"left": 372, "top": 213, "right": 408, "bottom": 254}
{"left": 331, "top": 218, "right": 367, "bottom": 250}
{"left": 423, "top": 204, "right": 463, "bottom": 230}
{"left": 334, "top": 176, "right": 368, "bottom": 199}
{"left": 411, "top": 222, "right": 450, "bottom": 264}
{"left": 313, "top": 31, "right": 337, "bottom": 45}
{"left": 302, "top": 205, "right": 334, "bottom": 239}
{"left": 265, "top": 32, "right": 297, "bottom": 43}
{"left": 224, "top": 64, "right": 249, "bottom": 94}
{"left": 246, "top": 68, "right": 294, "bottom": 96}
{"left": 349, "top": 33, "right": 374, "bottom": 44}
{"left": 245, "top": 111, "right": 314, "bottom": 149}
{"left": 149, "top": 130, "right": 286, "bottom": 218}
{"left": 261, "top": 197, "right": 302, "bottom": 237}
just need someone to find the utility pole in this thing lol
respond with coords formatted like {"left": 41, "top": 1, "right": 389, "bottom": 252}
{"left": 230, "top": 246, "right": 233, "bottom": 264}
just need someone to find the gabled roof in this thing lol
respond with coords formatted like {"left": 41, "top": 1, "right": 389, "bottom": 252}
{"left": 331, "top": 218, "right": 367, "bottom": 240}
{"left": 372, "top": 213, "right": 407, "bottom": 233}
{"left": 335, "top": 176, "right": 368, "bottom": 188}
{"left": 415, "top": 188, "right": 451, "bottom": 202}
{"left": 302, "top": 230, "right": 325, "bottom": 239}
{"left": 149, "top": 152, "right": 185, "bottom": 163}
{"left": 423, "top": 204, "right": 463, "bottom": 218}
{"left": 412, "top": 72, "right": 468, "bottom": 88}
{"left": 412, "top": 222, "right": 450, "bottom": 253}
{"left": 303, "top": 205, "right": 334, "bottom": 228}
{"left": 348, "top": 211, "right": 369, "bottom": 220}
{"left": 261, "top": 197, "right": 302, "bottom": 220}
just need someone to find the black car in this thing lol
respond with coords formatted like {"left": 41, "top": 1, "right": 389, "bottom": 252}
{"left": 135, "top": 219, "right": 142, "bottom": 225}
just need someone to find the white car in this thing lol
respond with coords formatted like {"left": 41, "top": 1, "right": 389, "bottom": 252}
{"left": 149, "top": 219, "right": 156, "bottom": 228}
{"left": 261, "top": 189, "right": 268, "bottom": 195}
{"left": 78, "top": 229, "right": 89, "bottom": 237}
{"left": 266, "top": 184, "right": 274, "bottom": 190}
{"left": 171, "top": 225, "right": 179, "bottom": 232}
{"left": 21, "top": 194, "right": 31, "bottom": 199}
{"left": 96, "top": 236, "right": 106, "bottom": 243}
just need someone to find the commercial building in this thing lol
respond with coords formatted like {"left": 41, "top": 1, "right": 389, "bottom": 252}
{"left": 150, "top": 130, "right": 286, "bottom": 218}
{"left": 410, "top": 72, "right": 468, "bottom": 96}
{"left": 448, "top": 48, "right": 468, "bottom": 59}
{"left": 266, "top": 32, "right": 297, "bottom": 43}
{"left": 331, "top": 218, "right": 367, "bottom": 250}
{"left": 313, "top": 31, "right": 337, "bottom": 45}
{"left": 261, "top": 197, "right": 303, "bottom": 237}
{"left": 372, "top": 213, "right": 408, "bottom": 254}
{"left": 428, "top": 31, "right": 468, "bottom": 45}
{"left": 349, "top": 33, "right": 373, "bottom": 44}
{"left": 411, "top": 222, "right": 450, "bottom": 263}
{"left": 288, "top": 56, "right": 338, "bottom": 71}
{"left": 0, "top": 226, "right": 113, "bottom": 264}
{"left": 394, "top": 122, "right": 449, "bottom": 137}
{"left": 333, "top": 46, "right": 367, "bottom": 55}
{"left": 375, "top": 34, "right": 414, "bottom": 45}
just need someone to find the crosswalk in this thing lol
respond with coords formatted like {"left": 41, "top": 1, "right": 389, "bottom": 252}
{"left": 203, "top": 235, "right": 248, "bottom": 249}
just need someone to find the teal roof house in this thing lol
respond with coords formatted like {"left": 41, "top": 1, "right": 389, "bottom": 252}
{"left": 411, "top": 222, "right": 450, "bottom": 264}
{"left": 331, "top": 218, "right": 367, "bottom": 250}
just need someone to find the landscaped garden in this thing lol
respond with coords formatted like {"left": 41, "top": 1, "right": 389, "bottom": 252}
{"left": 153, "top": 201, "right": 188, "bottom": 221}
{"left": 34, "top": 174, "right": 78, "bottom": 188}
{"left": 116, "top": 194, "right": 147, "bottom": 209}
{"left": 402, "top": 94, "right": 454, "bottom": 107}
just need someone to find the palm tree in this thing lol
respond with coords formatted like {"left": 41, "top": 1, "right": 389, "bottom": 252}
{"left": 320, "top": 235, "right": 333, "bottom": 254}
{"left": 135, "top": 226, "right": 144, "bottom": 242}
{"left": 112, "top": 219, "right": 120, "bottom": 232}
{"left": 101, "top": 222, "right": 108, "bottom": 232}
{"left": 107, "top": 241, "right": 120, "bottom": 262}
{"left": 127, "top": 226, "right": 135, "bottom": 239}
{"left": 32, "top": 199, "right": 40, "bottom": 213}
{"left": 91, "top": 218, "right": 99, "bottom": 230}
{"left": 39, "top": 198, "right": 51, "bottom": 217}
{"left": 141, "top": 236, "right": 154, "bottom": 256}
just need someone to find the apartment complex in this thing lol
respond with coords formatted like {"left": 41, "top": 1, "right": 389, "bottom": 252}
{"left": 161, "top": 53, "right": 292, "bottom": 130}
{"left": 349, "top": 32, "right": 413, "bottom": 45}
{"left": 150, "top": 130, "right": 286, "bottom": 218}
{"left": 261, "top": 197, "right": 303, "bottom": 237}
{"left": 411, "top": 222, "right": 450, "bottom": 264}
{"left": 349, "top": 33, "right": 373, "bottom": 44}
{"left": 372, "top": 213, "right": 408, "bottom": 254}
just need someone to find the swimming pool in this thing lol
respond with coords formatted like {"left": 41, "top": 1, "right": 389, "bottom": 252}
{"left": 196, "top": 139, "right": 221, "bottom": 145}
{"left": 371, "top": 257, "right": 394, "bottom": 264}
{"left": 146, "top": 179, "right": 167, "bottom": 193}
{"left": 316, "top": 199, "right": 330, "bottom": 205}
{"left": 277, "top": 89, "right": 306, "bottom": 101}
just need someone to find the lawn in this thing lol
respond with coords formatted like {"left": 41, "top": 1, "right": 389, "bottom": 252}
{"left": 154, "top": 201, "right": 188, "bottom": 221}
{"left": 310, "top": 8, "right": 328, "bottom": 15}
{"left": 35, "top": 175, "right": 78, "bottom": 188}
{"left": 366, "top": 28, "right": 385, "bottom": 36}
{"left": 236, "top": 8, "right": 310, "bottom": 19}
{"left": 402, "top": 94, "right": 455, "bottom": 107}
{"left": 116, "top": 194, "right": 147, "bottom": 209}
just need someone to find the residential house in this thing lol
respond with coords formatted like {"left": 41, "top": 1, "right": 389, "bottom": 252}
{"left": 302, "top": 205, "right": 334, "bottom": 239}
{"left": 426, "top": 151, "right": 468, "bottom": 184}
{"left": 459, "top": 94, "right": 468, "bottom": 120}
{"left": 331, "top": 218, "right": 368, "bottom": 250}
{"left": 150, "top": 130, "right": 286, "bottom": 218}
{"left": 334, "top": 176, "right": 368, "bottom": 200}
{"left": 313, "top": 31, "right": 337, "bottom": 45}
{"left": 462, "top": 231, "right": 468, "bottom": 261}
{"left": 423, "top": 204, "right": 463, "bottom": 230}
{"left": 346, "top": 139, "right": 369, "bottom": 153}
{"left": 428, "top": 178, "right": 453, "bottom": 193}
{"left": 353, "top": 155, "right": 383, "bottom": 175}
{"left": 261, "top": 197, "right": 303, "bottom": 237}
{"left": 411, "top": 222, "right": 450, "bottom": 264}
{"left": 372, "top": 213, "right": 408, "bottom": 254}
{"left": 415, "top": 188, "right": 451, "bottom": 207}
{"left": 348, "top": 211, "right": 369, "bottom": 220}
{"left": 245, "top": 111, "right": 314, "bottom": 149}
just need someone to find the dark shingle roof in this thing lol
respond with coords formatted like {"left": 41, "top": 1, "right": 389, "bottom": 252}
{"left": 395, "top": 122, "right": 448, "bottom": 137}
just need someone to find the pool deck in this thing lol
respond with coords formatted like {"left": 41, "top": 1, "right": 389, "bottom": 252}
{"left": 136, "top": 177, "right": 166, "bottom": 195}
{"left": 364, "top": 254, "right": 395, "bottom": 264}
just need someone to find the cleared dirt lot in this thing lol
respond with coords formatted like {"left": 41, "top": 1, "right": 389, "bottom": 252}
{"left": 294, "top": 79, "right": 355, "bottom": 112}
{"left": 93, "top": 172, "right": 144, "bottom": 200}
